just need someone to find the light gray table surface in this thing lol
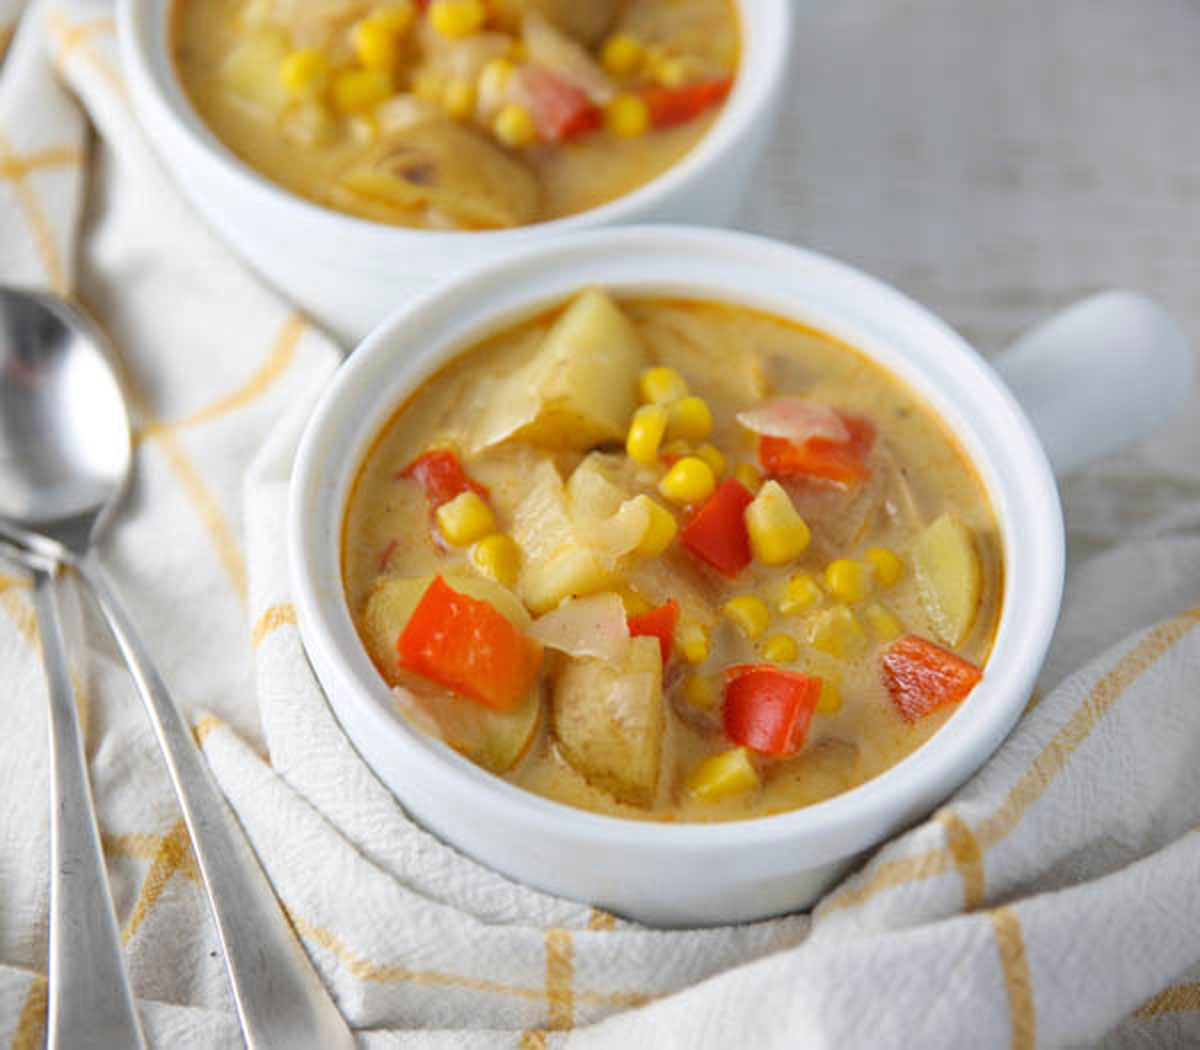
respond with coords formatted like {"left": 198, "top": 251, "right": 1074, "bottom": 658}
{"left": 736, "top": 0, "right": 1200, "bottom": 688}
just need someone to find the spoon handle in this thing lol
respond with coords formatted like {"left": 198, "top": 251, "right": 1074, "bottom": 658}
{"left": 77, "top": 556, "right": 355, "bottom": 1050}
{"left": 31, "top": 568, "right": 147, "bottom": 1050}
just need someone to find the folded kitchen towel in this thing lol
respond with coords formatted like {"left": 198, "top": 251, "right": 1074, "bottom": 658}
{"left": 1, "top": 0, "right": 1199, "bottom": 1047}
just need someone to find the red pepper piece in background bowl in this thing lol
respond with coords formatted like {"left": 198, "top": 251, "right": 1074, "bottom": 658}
{"left": 722, "top": 665, "right": 823, "bottom": 756}
{"left": 644, "top": 77, "right": 734, "bottom": 129}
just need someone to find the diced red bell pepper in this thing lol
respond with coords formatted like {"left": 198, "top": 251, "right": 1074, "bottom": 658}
{"left": 398, "top": 576, "right": 543, "bottom": 712}
{"left": 399, "top": 448, "right": 489, "bottom": 510}
{"left": 643, "top": 76, "right": 733, "bottom": 129}
{"left": 881, "top": 634, "right": 982, "bottom": 723}
{"left": 759, "top": 415, "right": 876, "bottom": 486}
{"left": 680, "top": 478, "right": 754, "bottom": 578}
{"left": 722, "top": 665, "right": 823, "bottom": 756}
{"left": 627, "top": 599, "right": 679, "bottom": 664}
{"left": 521, "top": 66, "right": 604, "bottom": 142}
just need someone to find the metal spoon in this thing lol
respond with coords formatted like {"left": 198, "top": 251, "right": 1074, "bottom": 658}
{"left": 0, "top": 288, "right": 355, "bottom": 1050}
{"left": 13, "top": 536, "right": 146, "bottom": 1050}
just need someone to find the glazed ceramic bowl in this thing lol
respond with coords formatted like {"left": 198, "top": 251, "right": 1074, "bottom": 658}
{"left": 118, "top": 0, "right": 792, "bottom": 344}
{"left": 288, "top": 227, "right": 1192, "bottom": 926}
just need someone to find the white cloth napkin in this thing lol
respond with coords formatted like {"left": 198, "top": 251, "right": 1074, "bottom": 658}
{"left": 2, "top": 1, "right": 1199, "bottom": 1047}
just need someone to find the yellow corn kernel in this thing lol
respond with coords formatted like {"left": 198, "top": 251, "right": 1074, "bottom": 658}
{"left": 600, "top": 32, "right": 643, "bottom": 76}
{"left": 629, "top": 495, "right": 677, "bottom": 556}
{"left": 470, "top": 533, "right": 521, "bottom": 589}
{"left": 520, "top": 547, "right": 613, "bottom": 615}
{"left": 660, "top": 438, "right": 691, "bottom": 461}
{"left": 810, "top": 605, "right": 866, "bottom": 657}
{"left": 864, "top": 601, "right": 903, "bottom": 641}
{"left": 441, "top": 77, "right": 476, "bottom": 120}
{"left": 760, "top": 633, "right": 798, "bottom": 664}
{"left": 733, "top": 462, "right": 761, "bottom": 493}
{"left": 642, "top": 43, "right": 669, "bottom": 79}
{"left": 279, "top": 47, "right": 330, "bottom": 99}
{"left": 723, "top": 594, "right": 770, "bottom": 640}
{"left": 332, "top": 67, "right": 393, "bottom": 113}
{"left": 435, "top": 491, "right": 494, "bottom": 546}
{"left": 694, "top": 443, "right": 726, "bottom": 478}
{"left": 616, "top": 587, "right": 654, "bottom": 617}
{"left": 824, "top": 558, "right": 874, "bottom": 603}
{"left": 666, "top": 395, "right": 713, "bottom": 442}
{"left": 687, "top": 747, "right": 760, "bottom": 802}
{"left": 639, "top": 365, "right": 688, "bottom": 404}
{"left": 682, "top": 673, "right": 717, "bottom": 710}
{"left": 625, "top": 404, "right": 669, "bottom": 465}
{"left": 745, "top": 480, "right": 811, "bottom": 566}
{"left": 493, "top": 103, "right": 536, "bottom": 147}
{"left": 412, "top": 70, "right": 446, "bottom": 104}
{"left": 655, "top": 55, "right": 696, "bottom": 89}
{"left": 352, "top": 14, "right": 404, "bottom": 70}
{"left": 677, "top": 622, "right": 710, "bottom": 664}
{"left": 605, "top": 93, "right": 649, "bottom": 137}
{"left": 658, "top": 456, "right": 715, "bottom": 505}
{"left": 373, "top": 1, "right": 416, "bottom": 31}
{"left": 816, "top": 678, "right": 842, "bottom": 714}
{"left": 865, "top": 546, "right": 904, "bottom": 587}
{"left": 428, "top": 0, "right": 485, "bottom": 38}
{"left": 779, "top": 573, "right": 822, "bottom": 617}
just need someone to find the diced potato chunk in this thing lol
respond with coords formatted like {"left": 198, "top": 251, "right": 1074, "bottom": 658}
{"left": 470, "top": 289, "right": 648, "bottom": 452}
{"left": 566, "top": 453, "right": 629, "bottom": 524}
{"left": 520, "top": 547, "right": 614, "bottom": 615}
{"left": 508, "top": 459, "right": 575, "bottom": 563}
{"left": 551, "top": 636, "right": 664, "bottom": 807}
{"left": 361, "top": 576, "right": 431, "bottom": 681}
{"left": 911, "top": 512, "right": 982, "bottom": 647}
{"left": 218, "top": 27, "right": 292, "bottom": 117}
{"left": 396, "top": 682, "right": 542, "bottom": 774}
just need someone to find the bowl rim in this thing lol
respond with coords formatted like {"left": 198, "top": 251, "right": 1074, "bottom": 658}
{"left": 288, "top": 225, "right": 1065, "bottom": 857}
{"left": 117, "top": 0, "right": 792, "bottom": 245}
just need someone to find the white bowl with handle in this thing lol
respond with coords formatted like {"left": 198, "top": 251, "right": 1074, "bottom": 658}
{"left": 288, "top": 226, "right": 1193, "bottom": 927}
{"left": 118, "top": 0, "right": 792, "bottom": 344}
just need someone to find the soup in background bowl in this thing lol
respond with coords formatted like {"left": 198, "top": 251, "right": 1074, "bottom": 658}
{"left": 173, "top": 0, "right": 738, "bottom": 228}
{"left": 120, "top": 1, "right": 791, "bottom": 342}
{"left": 342, "top": 288, "right": 1003, "bottom": 822}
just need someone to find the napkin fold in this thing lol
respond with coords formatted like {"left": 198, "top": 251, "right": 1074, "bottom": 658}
{"left": 2, "top": 1, "right": 1199, "bottom": 1047}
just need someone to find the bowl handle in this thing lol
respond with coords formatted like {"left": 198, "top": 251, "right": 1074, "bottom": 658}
{"left": 991, "top": 291, "right": 1195, "bottom": 477}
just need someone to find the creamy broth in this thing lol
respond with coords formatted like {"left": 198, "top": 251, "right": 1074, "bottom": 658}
{"left": 173, "top": 0, "right": 738, "bottom": 228}
{"left": 343, "top": 294, "right": 1002, "bottom": 822}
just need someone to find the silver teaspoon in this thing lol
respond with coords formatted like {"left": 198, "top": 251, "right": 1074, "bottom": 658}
{"left": 18, "top": 538, "right": 146, "bottom": 1050}
{"left": 0, "top": 288, "right": 354, "bottom": 1050}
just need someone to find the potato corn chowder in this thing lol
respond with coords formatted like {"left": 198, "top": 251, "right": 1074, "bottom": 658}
{"left": 173, "top": 0, "right": 738, "bottom": 228}
{"left": 342, "top": 290, "right": 1002, "bottom": 822}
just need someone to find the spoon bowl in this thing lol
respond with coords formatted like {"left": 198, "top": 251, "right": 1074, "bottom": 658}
{"left": 0, "top": 288, "right": 129, "bottom": 546}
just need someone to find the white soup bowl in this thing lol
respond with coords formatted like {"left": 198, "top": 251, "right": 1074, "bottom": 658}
{"left": 288, "top": 227, "right": 1192, "bottom": 926}
{"left": 118, "top": 0, "right": 792, "bottom": 344}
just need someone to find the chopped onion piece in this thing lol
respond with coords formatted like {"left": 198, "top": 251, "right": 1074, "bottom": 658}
{"left": 522, "top": 13, "right": 614, "bottom": 104}
{"left": 529, "top": 593, "right": 630, "bottom": 663}
{"left": 736, "top": 398, "right": 849, "bottom": 445}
